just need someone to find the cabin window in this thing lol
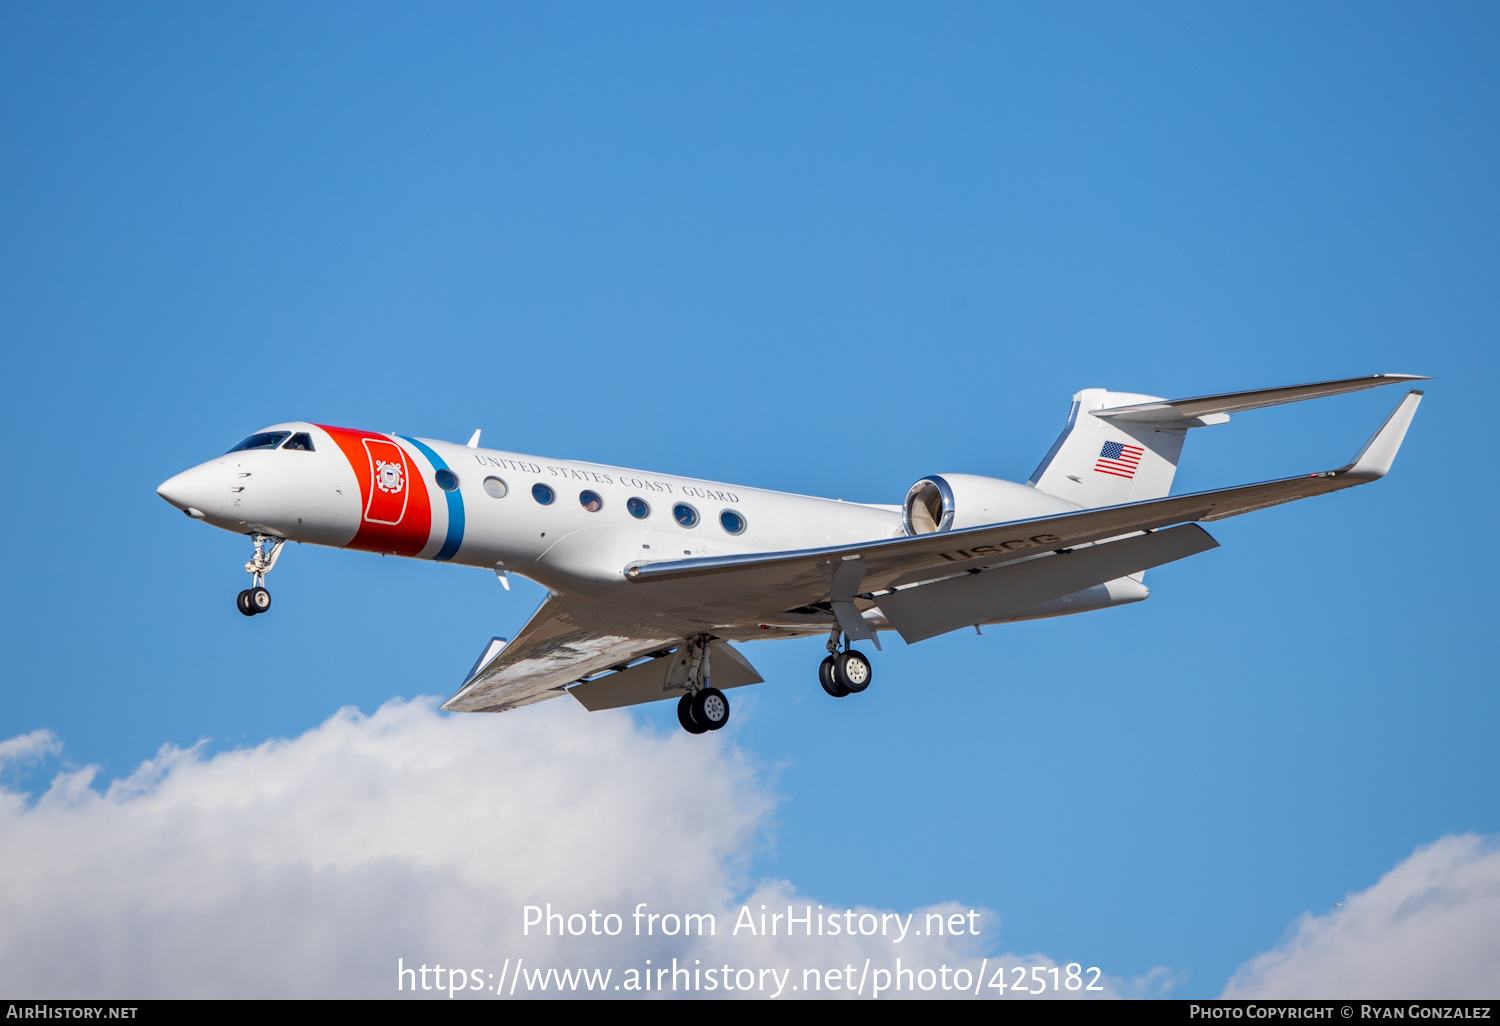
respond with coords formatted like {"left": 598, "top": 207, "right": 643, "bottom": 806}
{"left": 719, "top": 509, "right": 746, "bottom": 535}
{"left": 532, "top": 483, "right": 555, "bottom": 505}
{"left": 483, "top": 476, "right": 508, "bottom": 498}
{"left": 228, "top": 431, "right": 289, "bottom": 453}
{"left": 627, "top": 497, "right": 650, "bottom": 519}
{"left": 579, "top": 490, "right": 603, "bottom": 512}
{"left": 282, "top": 432, "right": 315, "bottom": 451}
{"left": 673, "top": 503, "right": 699, "bottom": 528}
{"left": 435, "top": 470, "right": 459, "bottom": 492}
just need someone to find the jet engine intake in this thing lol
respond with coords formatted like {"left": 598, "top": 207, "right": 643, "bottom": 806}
{"left": 902, "top": 473, "right": 1082, "bottom": 536}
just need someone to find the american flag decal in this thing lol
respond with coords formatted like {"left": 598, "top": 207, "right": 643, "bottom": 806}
{"left": 1094, "top": 441, "right": 1145, "bottom": 479}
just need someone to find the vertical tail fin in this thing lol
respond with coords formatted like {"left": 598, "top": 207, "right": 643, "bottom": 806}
{"left": 1029, "top": 389, "right": 1187, "bottom": 508}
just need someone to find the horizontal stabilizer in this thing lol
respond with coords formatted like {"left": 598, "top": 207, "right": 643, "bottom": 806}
{"left": 1091, "top": 373, "right": 1429, "bottom": 427}
{"left": 878, "top": 524, "right": 1218, "bottom": 644}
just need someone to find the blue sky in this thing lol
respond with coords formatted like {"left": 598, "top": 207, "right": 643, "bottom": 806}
{"left": 1, "top": 2, "right": 1496, "bottom": 998}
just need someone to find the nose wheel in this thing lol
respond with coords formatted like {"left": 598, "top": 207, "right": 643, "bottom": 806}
{"left": 236, "top": 534, "right": 284, "bottom": 617}
{"left": 236, "top": 587, "right": 272, "bottom": 616}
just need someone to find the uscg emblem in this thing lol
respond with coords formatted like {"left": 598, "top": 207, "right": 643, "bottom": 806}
{"left": 314, "top": 424, "right": 433, "bottom": 556}
{"left": 375, "top": 459, "right": 404, "bottom": 494}
{"left": 360, "top": 438, "right": 413, "bottom": 526}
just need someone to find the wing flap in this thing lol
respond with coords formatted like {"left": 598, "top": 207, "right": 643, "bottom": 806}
{"left": 878, "top": 524, "right": 1219, "bottom": 643}
{"left": 442, "top": 595, "right": 670, "bottom": 712}
{"left": 567, "top": 640, "right": 764, "bottom": 712}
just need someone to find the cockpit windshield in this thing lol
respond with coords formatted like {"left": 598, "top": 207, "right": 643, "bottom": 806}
{"left": 283, "top": 432, "right": 315, "bottom": 451}
{"left": 228, "top": 431, "right": 291, "bottom": 452}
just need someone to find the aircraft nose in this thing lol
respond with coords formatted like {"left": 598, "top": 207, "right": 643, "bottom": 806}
{"left": 157, "top": 464, "right": 218, "bottom": 519}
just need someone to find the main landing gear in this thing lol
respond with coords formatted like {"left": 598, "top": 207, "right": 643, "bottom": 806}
{"left": 674, "top": 635, "right": 730, "bottom": 734}
{"left": 819, "top": 632, "right": 872, "bottom": 698}
{"left": 236, "top": 533, "right": 284, "bottom": 617}
{"left": 677, "top": 688, "right": 730, "bottom": 734}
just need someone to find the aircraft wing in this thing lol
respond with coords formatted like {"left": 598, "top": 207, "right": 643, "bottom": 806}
{"left": 624, "top": 391, "right": 1424, "bottom": 627}
{"left": 441, "top": 594, "right": 673, "bottom": 713}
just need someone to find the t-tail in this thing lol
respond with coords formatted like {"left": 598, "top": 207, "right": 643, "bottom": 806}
{"left": 1029, "top": 373, "right": 1429, "bottom": 509}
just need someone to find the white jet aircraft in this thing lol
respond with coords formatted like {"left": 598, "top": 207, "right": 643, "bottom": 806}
{"left": 158, "top": 374, "right": 1425, "bottom": 734}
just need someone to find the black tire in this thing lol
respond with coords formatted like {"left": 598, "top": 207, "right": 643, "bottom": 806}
{"left": 249, "top": 587, "right": 271, "bottom": 614}
{"left": 236, "top": 590, "right": 256, "bottom": 617}
{"left": 692, "top": 687, "right": 730, "bottom": 731}
{"left": 819, "top": 655, "right": 849, "bottom": 698}
{"left": 677, "top": 693, "right": 708, "bottom": 734}
{"left": 833, "top": 650, "right": 871, "bottom": 693}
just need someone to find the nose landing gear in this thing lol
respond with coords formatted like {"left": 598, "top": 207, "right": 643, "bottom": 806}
{"left": 236, "top": 587, "right": 271, "bottom": 616}
{"left": 236, "top": 533, "right": 284, "bottom": 617}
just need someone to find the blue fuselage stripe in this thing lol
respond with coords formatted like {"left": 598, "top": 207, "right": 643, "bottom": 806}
{"left": 401, "top": 436, "right": 464, "bottom": 561}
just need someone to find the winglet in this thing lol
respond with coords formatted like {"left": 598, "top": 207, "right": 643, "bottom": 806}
{"left": 1339, "top": 391, "right": 1423, "bottom": 482}
{"left": 467, "top": 429, "right": 482, "bottom": 448}
{"left": 461, "top": 637, "right": 509, "bottom": 688}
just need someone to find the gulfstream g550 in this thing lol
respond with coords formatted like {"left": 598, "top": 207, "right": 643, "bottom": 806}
{"left": 157, "top": 374, "right": 1425, "bottom": 734}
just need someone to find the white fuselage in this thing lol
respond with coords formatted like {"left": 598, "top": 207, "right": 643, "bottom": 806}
{"left": 157, "top": 420, "right": 1118, "bottom": 643}
{"left": 158, "top": 422, "right": 910, "bottom": 592}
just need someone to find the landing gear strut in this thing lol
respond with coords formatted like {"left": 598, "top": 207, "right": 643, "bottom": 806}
{"left": 236, "top": 533, "right": 284, "bottom": 617}
{"left": 819, "top": 631, "right": 872, "bottom": 698}
{"left": 674, "top": 635, "right": 730, "bottom": 734}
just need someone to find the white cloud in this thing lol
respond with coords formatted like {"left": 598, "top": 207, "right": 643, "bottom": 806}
{"left": 1223, "top": 834, "right": 1500, "bottom": 998}
{"left": 0, "top": 699, "right": 1110, "bottom": 999}
{"left": 0, "top": 727, "right": 61, "bottom": 767}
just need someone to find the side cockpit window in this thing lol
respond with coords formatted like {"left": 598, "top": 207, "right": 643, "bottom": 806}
{"left": 228, "top": 431, "right": 290, "bottom": 453}
{"left": 282, "top": 432, "right": 315, "bottom": 451}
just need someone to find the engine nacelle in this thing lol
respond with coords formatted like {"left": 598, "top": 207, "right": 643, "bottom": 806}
{"left": 902, "top": 473, "right": 1081, "bottom": 536}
